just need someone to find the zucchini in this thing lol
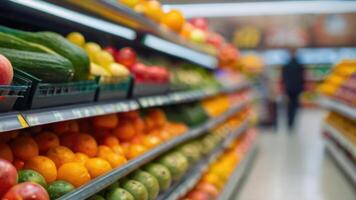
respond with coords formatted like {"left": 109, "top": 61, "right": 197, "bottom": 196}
{"left": 0, "top": 32, "right": 56, "bottom": 54}
{"left": 0, "top": 26, "right": 89, "bottom": 80}
{"left": 0, "top": 48, "right": 74, "bottom": 83}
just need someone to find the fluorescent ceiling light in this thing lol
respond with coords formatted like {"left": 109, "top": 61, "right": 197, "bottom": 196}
{"left": 9, "top": 0, "right": 137, "bottom": 40}
{"left": 143, "top": 34, "right": 218, "bottom": 69}
{"left": 163, "top": 1, "right": 356, "bottom": 18}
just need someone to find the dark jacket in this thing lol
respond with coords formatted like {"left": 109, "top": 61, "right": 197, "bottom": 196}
{"left": 282, "top": 57, "right": 304, "bottom": 94}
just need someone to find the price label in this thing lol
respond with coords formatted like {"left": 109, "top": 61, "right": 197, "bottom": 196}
{"left": 72, "top": 109, "right": 82, "bottom": 118}
{"left": 53, "top": 111, "right": 64, "bottom": 121}
{"left": 26, "top": 115, "right": 40, "bottom": 126}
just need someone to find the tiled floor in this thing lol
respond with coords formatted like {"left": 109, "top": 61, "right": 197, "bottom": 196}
{"left": 234, "top": 109, "right": 356, "bottom": 200}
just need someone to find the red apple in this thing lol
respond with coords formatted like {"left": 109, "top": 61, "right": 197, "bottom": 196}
{"left": 3, "top": 182, "right": 49, "bottom": 200}
{"left": 0, "top": 54, "right": 13, "bottom": 85}
{"left": 0, "top": 159, "right": 18, "bottom": 197}
{"left": 104, "top": 46, "right": 117, "bottom": 56}
{"left": 115, "top": 47, "right": 137, "bottom": 68}
{"left": 189, "top": 18, "right": 208, "bottom": 31}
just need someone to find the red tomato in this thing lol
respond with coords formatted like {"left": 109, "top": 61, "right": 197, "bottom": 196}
{"left": 13, "top": 159, "right": 25, "bottom": 171}
{"left": 3, "top": 182, "right": 49, "bottom": 200}
{"left": 131, "top": 63, "right": 148, "bottom": 81}
{"left": 115, "top": 47, "right": 137, "bottom": 68}
{"left": 0, "top": 158, "right": 18, "bottom": 197}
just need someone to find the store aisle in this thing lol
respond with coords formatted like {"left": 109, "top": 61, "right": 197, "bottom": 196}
{"left": 235, "top": 109, "right": 356, "bottom": 200}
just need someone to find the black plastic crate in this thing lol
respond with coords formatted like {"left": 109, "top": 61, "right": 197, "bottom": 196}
{"left": 0, "top": 73, "right": 31, "bottom": 112}
{"left": 14, "top": 69, "right": 98, "bottom": 109}
{"left": 132, "top": 81, "right": 170, "bottom": 97}
{"left": 96, "top": 76, "right": 132, "bottom": 101}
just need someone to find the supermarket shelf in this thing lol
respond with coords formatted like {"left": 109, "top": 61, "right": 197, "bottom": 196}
{"left": 57, "top": 101, "right": 250, "bottom": 200}
{"left": 0, "top": 84, "right": 250, "bottom": 132}
{"left": 218, "top": 142, "right": 257, "bottom": 200}
{"left": 319, "top": 97, "right": 356, "bottom": 120}
{"left": 99, "top": 0, "right": 218, "bottom": 57}
{"left": 139, "top": 88, "right": 217, "bottom": 108}
{"left": 322, "top": 122, "right": 356, "bottom": 159}
{"left": 0, "top": 112, "right": 28, "bottom": 132}
{"left": 139, "top": 83, "right": 250, "bottom": 108}
{"left": 1, "top": 0, "right": 137, "bottom": 40}
{"left": 1, "top": 0, "right": 217, "bottom": 69}
{"left": 22, "top": 100, "right": 139, "bottom": 127}
{"left": 325, "top": 139, "right": 356, "bottom": 185}
{"left": 157, "top": 120, "right": 250, "bottom": 200}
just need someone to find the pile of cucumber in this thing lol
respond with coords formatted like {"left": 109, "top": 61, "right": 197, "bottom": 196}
{"left": 0, "top": 25, "right": 90, "bottom": 83}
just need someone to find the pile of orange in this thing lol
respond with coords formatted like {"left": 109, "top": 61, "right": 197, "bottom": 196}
{"left": 0, "top": 109, "right": 187, "bottom": 188}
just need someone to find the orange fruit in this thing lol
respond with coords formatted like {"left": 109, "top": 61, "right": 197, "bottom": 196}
{"left": 148, "top": 109, "right": 167, "bottom": 128}
{"left": 24, "top": 155, "right": 57, "bottom": 183}
{"left": 180, "top": 23, "right": 193, "bottom": 39}
{"left": 0, "top": 142, "right": 13, "bottom": 162}
{"left": 142, "top": 135, "right": 161, "bottom": 149}
{"left": 72, "top": 133, "right": 98, "bottom": 157}
{"left": 50, "top": 121, "right": 70, "bottom": 135}
{"left": 143, "top": 0, "right": 163, "bottom": 22}
{"left": 0, "top": 131, "right": 18, "bottom": 142}
{"left": 97, "top": 146, "right": 126, "bottom": 168}
{"left": 160, "top": 9, "right": 185, "bottom": 32}
{"left": 120, "top": 142, "right": 130, "bottom": 156}
{"left": 57, "top": 162, "right": 91, "bottom": 187}
{"left": 68, "top": 120, "right": 79, "bottom": 132}
{"left": 10, "top": 135, "right": 39, "bottom": 161}
{"left": 74, "top": 153, "right": 89, "bottom": 165}
{"left": 60, "top": 132, "right": 78, "bottom": 149}
{"left": 112, "top": 121, "right": 136, "bottom": 141}
{"left": 144, "top": 117, "right": 156, "bottom": 131}
{"left": 120, "top": 0, "right": 140, "bottom": 8}
{"left": 46, "top": 146, "right": 75, "bottom": 168}
{"left": 92, "top": 114, "right": 118, "bottom": 129}
{"left": 97, "top": 145, "right": 113, "bottom": 155}
{"left": 85, "top": 158, "right": 112, "bottom": 178}
{"left": 120, "top": 111, "right": 139, "bottom": 120}
{"left": 35, "top": 131, "right": 60, "bottom": 154}
{"left": 99, "top": 136, "right": 120, "bottom": 148}
{"left": 111, "top": 145, "right": 124, "bottom": 155}
{"left": 132, "top": 118, "right": 146, "bottom": 134}
{"left": 103, "top": 152, "right": 127, "bottom": 168}
{"left": 126, "top": 144, "right": 147, "bottom": 160}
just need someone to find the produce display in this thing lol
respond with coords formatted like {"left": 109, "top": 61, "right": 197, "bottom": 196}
{"left": 182, "top": 128, "right": 257, "bottom": 200}
{"left": 0, "top": 1, "right": 258, "bottom": 200}
{"left": 325, "top": 112, "right": 356, "bottom": 146}
{"left": 0, "top": 25, "right": 90, "bottom": 82}
{"left": 318, "top": 60, "right": 356, "bottom": 106}
{"left": 87, "top": 107, "right": 251, "bottom": 200}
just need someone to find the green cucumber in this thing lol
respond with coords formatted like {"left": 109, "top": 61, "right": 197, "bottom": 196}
{"left": 0, "top": 48, "right": 74, "bottom": 82}
{"left": 0, "top": 32, "right": 56, "bottom": 54}
{"left": 0, "top": 25, "right": 89, "bottom": 80}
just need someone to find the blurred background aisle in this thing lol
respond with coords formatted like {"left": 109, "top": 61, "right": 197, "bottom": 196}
{"left": 235, "top": 109, "right": 356, "bottom": 200}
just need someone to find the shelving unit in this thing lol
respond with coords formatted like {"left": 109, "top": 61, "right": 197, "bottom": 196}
{"left": 0, "top": 1, "right": 258, "bottom": 199}
{"left": 322, "top": 122, "right": 356, "bottom": 159}
{"left": 0, "top": 83, "right": 248, "bottom": 132}
{"left": 218, "top": 142, "right": 258, "bottom": 200}
{"left": 319, "top": 97, "right": 356, "bottom": 120}
{"left": 57, "top": 100, "right": 251, "bottom": 200}
{"left": 0, "top": 0, "right": 218, "bottom": 69}
{"left": 157, "top": 120, "right": 250, "bottom": 200}
{"left": 324, "top": 139, "right": 356, "bottom": 185}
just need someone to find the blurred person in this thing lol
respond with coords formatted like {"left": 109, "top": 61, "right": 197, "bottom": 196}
{"left": 282, "top": 48, "right": 304, "bottom": 130}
